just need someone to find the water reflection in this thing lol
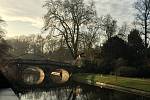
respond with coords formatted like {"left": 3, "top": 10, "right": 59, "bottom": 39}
{"left": 20, "top": 84, "right": 150, "bottom": 100}
{"left": 21, "top": 87, "right": 73, "bottom": 100}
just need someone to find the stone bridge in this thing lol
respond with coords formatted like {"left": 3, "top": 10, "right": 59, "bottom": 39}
{"left": 7, "top": 59, "right": 80, "bottom": 91}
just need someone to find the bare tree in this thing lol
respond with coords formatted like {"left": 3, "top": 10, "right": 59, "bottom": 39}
{"left": 43, "top": 0, "right": 97, "bottom": 59}
{"left": 80, "top": 18, "right": 101, "bottom": 59}
{"left": 0, "top": 18, "right": 9, "bottom": 62}
{"left": 81, "top": 18, "right": 101, "bottom": 49}
{"left": 100, "top": 14, "right": 117, "bottom": 40}
{"left": 0, "top": 19, "right": 11, "bottom": 77}
{"left": 7, "top": 36, "right": 30, "bottom": 57}
{"left": 8, "top": 35, "right": 47, "bottom": 59}
{"left": 45, "top": 34, "right": 58, "bottom": 53}
{"left": 118, "top": 22, "right": 130, "bottom": 40}
{"left": 0, "top": 17, "right": 5, "bottom": 39}
{"left": 28, "top": 34, "right": 45, "bottom": 56}
{"left": 35, "top": 35, "right": 45, "bottom": 55}
{"left": 134, "top": 0, "right": 150, "bottom": 48}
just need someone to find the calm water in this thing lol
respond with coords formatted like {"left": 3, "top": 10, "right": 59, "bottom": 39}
{"left": 19, "top": 83, "right": 150, "bottom": 100}
{"left": 1, "top": 82, "right": 150, "bottom": 100}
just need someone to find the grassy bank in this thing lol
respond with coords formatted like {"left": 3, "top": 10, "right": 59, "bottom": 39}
{"left": 72, "top": 73, "right": 150, "bottom": 92}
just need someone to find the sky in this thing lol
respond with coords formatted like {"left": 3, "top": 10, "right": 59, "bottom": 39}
{"left": 0, "top": 0, "right": 135, "bottom": 38}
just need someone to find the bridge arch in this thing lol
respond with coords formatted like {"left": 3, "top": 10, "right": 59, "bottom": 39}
{"left": 50, "top": 68, "right": 70, "bottom": 84}
{"left": 21, "top": 67, "right": 45, "bottom": 85}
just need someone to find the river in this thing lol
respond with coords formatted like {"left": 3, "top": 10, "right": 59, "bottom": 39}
{"left": 1, "top": 81, "right": 150, "bottom": 100}
{"left": 18, "top": 82, "right": 150, "bottom": 100}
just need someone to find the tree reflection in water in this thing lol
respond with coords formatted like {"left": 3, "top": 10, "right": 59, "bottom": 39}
{"left": 21, "top": 87, "right": 74, "bottom": 100}
{"left": 20, "top": 85, "right": 150, "bottom": 100}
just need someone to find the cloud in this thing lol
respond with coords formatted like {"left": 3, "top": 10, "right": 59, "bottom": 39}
{"left": 3, "top": 15, "right": 43, "bottom": 28}
{"left": 0, "top": 0, "right": 135, "bottom": 27}
{"left": 0, "top": 0, "right": 136, "bottom": 37}
{"left": 94, "top": 0, "right": 135, "bottom": 25}
{"left": 0, "top": 0, "right": 45, "bottom": 28}
{"left": 5, "top": 20, "right": 42, "bottom": 38}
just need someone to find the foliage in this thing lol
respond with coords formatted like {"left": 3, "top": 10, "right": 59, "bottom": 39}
{"left": 137, "top": 65, "right": 150, "bottom": 78}
{"left": 127, "top": 29, "right": 145, "bottom": 65}
{"left": 0, "top": 39, "right": 10, "bottom": 61}
{"left": 147, "top": 47, "right": 150, "bottom": 58}
{"left": 80, "top": 60, "right": 98, "bottom": 73}
{"left": 115, "top": 66, "right": 138, "bottom": 77}
{"left": 96, "top": 29, "right": 147, "bottom": 76}
{"left": 101, "top": 36, "right": 128, "bottom": 60}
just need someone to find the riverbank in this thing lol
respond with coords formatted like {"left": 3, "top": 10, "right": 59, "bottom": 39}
{"left": 72, "top": 73, "right": 150, "bottom": 97}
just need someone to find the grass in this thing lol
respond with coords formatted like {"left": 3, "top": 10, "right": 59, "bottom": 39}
{"left": 72, "top": 73, "right": 150, "bottom": 92}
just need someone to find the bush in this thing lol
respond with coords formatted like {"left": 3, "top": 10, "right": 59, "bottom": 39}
{"left": 101, "top": 36, "right": 129, "bottom": 60}
{"left": 81, "top": 60, "right": 98, "bottom": 73}
{"left": 97, "top": 59, "right": 114, "bottom": 74}
{"left": 113, "top": 58, "right": 128, "bottom": 67}
{"left": 115, "top": 66, "right": 138, "bottom": 77}
{"left": 138, "top": 66, "right": 150, "bottom": 78}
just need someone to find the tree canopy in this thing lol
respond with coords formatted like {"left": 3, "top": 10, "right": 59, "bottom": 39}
{"left": 101, "top": 36, "right": 128, "bottom": 60}
{"left": 134, "top": 0, "right": 150, "bottom": 48}
{"left": 0, "top": 17, "right": 10, "bottom": 64}
{"left": 43, "top": 0, "right": 99, "bottom": 59}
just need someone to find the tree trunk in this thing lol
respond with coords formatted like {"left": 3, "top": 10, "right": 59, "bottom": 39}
{"left": 144, "top": 16, "right": 148, "bottom": 59}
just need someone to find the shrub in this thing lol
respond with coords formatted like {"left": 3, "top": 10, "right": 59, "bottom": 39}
{"left": 115, "top": 66, "right": 138, "bottom": 77}
{"left": 138, "top": 66, "right": 150, "bottom": 78}
{"left": 81, "top": 60, "right": 98, "bottom": 73}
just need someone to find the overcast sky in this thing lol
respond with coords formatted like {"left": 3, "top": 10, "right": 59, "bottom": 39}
{"left": 0, "top": 0, "right": 135, "bottom": 38}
